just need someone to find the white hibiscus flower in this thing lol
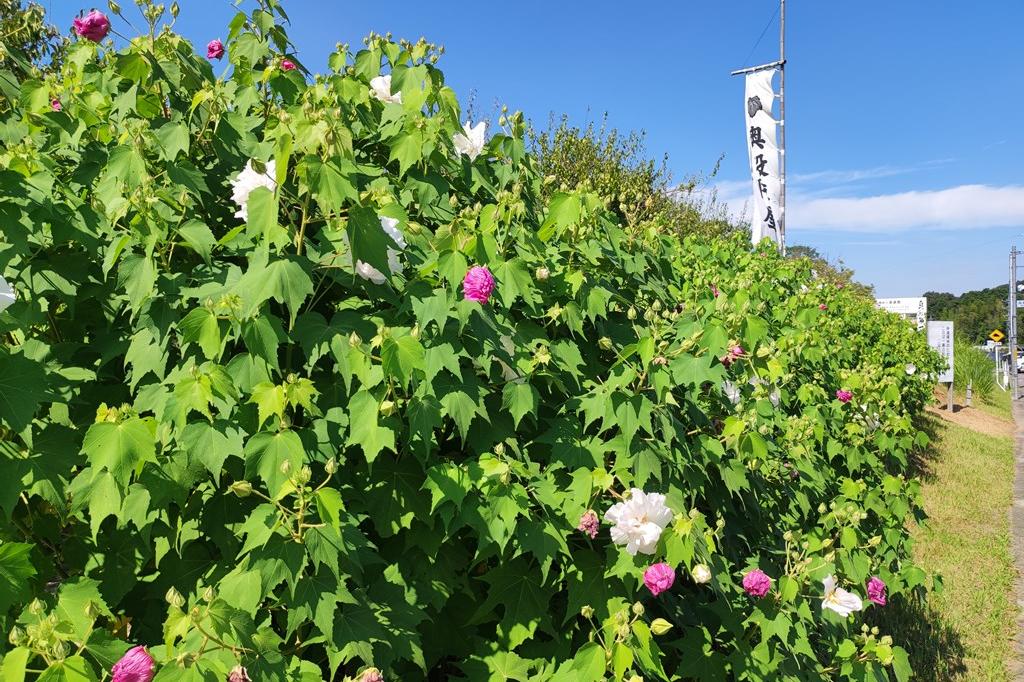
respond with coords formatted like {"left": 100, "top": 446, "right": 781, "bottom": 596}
{"left": 603, "top": 489, "right": 673, "bottom": 556}
{"left": 369, "top": 75, "right": 402, "bottom": 104}
{"left": 0, "top": 276, "right": 14, "bottom": 312}
{"left": 230, "top": 159, "right": 276, "bottom": 221}
{"left": 821, "top": 575, "right": 863, "bottom": 617}
{"left": 351, "top": 215, "right": 406, "bottom": 284}
{"left": 452, "top": 121, "right": 486, "bottom": 161}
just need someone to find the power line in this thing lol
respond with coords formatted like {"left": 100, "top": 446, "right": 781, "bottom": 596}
{"left": 742, "top": 4, "right": 781, "bottom": 67}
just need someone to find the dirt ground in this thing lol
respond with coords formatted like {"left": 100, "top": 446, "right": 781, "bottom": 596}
{"left": 927, "top": 389, "right": 1015, "bottom": 438}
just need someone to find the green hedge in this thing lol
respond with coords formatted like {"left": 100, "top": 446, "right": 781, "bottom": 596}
{"left": 0, "top": 2, "right": 943, "bottom": 680}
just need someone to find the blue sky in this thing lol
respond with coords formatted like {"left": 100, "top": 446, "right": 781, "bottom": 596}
{"left": 50, "top": 0, "right": 1024, "bottom": 295}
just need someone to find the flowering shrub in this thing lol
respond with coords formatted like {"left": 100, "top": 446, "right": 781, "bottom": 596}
{"left": 0, "top": 2, "right": 943, "bottom": 680}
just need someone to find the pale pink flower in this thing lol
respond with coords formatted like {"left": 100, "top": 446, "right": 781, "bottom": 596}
{"left": 73, "top": 10, "right": 110, "bottom": 42}
{"left": 577, "top": 510, "right": 599, "bottom": 539}
{"left": 111, "top": 646, "right": 155, "bottom": 682}
{"left": 463, "top": 266, "right": 495, "bottom": 304}
{"left": 866, "top": 576, "right": 887, "bottom": 606}
{"left": 360, "top": 669, "right": 384, "bottom": 682}
{"left": 822, "top": 575, "right": 863, "bottom": 617}
{"left": 721, "top": 344, "right": 744, "bottom": 368}
{"left": 819, "top": 303, "right": 828, "bottom": 310}
{"left": 742, "top": 569, "right": 772, "bottom": 598}
{"left": 643, "top": 562, "right": 675, "bottom": 596}
{"left": 207, "top": 39, "right": 225, "bottom": 60}
{"left": 836, "top": 389, "right": 853, "bottom": 403}
{"left": 228, "top": 666, "right": 251, "bottom": 682}
{"left": 281, "top": 59, "right": 296, "bottom": 71}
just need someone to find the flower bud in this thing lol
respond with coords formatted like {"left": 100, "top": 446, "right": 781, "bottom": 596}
{"left": 580, "top": 605, "right": 594, "bottom": 618}
{"left": 349, "top": 331, "right": 362, "bottom": 348}
{"left": 868, "top": 535, "right": 881, "bottom": 546}
{"left": 821, "top": 538, "right": 833, "bottom": 548}
{"left": 280, "top": 460, "right": 292, "bottom": 476}
{"left": 325, "top": 457, "right": 338, "bottom": 475}
{"left": 871, "top": 626, "right": 879, "bottom": 636}
{"left": 691, "top": 563, "right": 712, "bottom": 584}
{"left": 494, "top": 442, "right": 505, "bottom": 456}
{"left": 632, "top": 601, "right": 644, "bottom": 616}
{"left": 379, "top": 400, "right": 396, "bottom": 417}
{"left": 297, "top": 465, "right": 313, "bottom": 486}
{"left": 627, "top": 676, "right": 643, "bottom": 682}
{"left": 165, "top": 587, "right": 185, "bottom": 608}
{"left": 535, "top": 266, "right": 550, "bottom": 281}
{"left": 650, "top": 618, "right": 673, "bottom": 635}
{"left": 201, "top": 586, "right": 216, "bottom": 602}
{"left": 599, "top": 337, "right": 613, "bottom": 350}
{"left": 880, "top": 635, "right": 892, "bottom": 646}
{"left": 8, "top": 626, "right": 25, "bottom": 646}
{"left": 28, "top": 598, "right": 44, "bottom": 615}
{"left": 229, "top": 480, "right": 253, "bottom": 497}
{"left": 627, "top": 307, "right": 637, "bottom": 320}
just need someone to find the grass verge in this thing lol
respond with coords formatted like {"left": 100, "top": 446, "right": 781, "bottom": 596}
{"left": 889, "top": 412, "right": 1017, "bottom": 680}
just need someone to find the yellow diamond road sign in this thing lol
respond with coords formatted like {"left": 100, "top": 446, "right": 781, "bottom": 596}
{"left": 990, "top": 329, "right": 1006, "bottom": 343}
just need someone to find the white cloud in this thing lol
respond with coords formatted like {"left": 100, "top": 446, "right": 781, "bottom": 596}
{"left": 700, "top": 181, "right": 1024, "bottom": 233}
{"left": 791, "top": 184, "right": 1024, "bottom": 232}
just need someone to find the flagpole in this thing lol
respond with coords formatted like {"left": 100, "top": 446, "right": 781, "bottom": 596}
{"left": 778, "top": 0, "right": 786, "bottom": 255}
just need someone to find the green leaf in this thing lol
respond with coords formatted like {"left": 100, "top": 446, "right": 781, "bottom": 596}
{"left": 0, "top": 647, "right": 30, "bottom": 682}
{"left": 176, "top": 220, "right": 216, "bottom": 265}
{"left": 179, "top": 308, "right": 223, "bottom": 359}
{"left": 472, "top": 559, "right": 548, "bottom": 649}
{"left": 381, "top": 334, "right": 424, "bottom": 387}
{"left": 346, "top": 207, "right": 391, "bottom": 279}
{"left": 244, "top": 430, "right": 305, "bottom": 498}
{"left": 0, "top": 349, "right": 46, "bottom": 432}
{"left": 315, "top": 488, "right": 344, "bottom": 530}
{"left": 346, "top": 390, "right": 394, "bottom": 464}
{"left": 237, "top": 252, "right": 313, "bottom": 325}
{"left": 81, "top": 418, "right": 157, "bottom": 485}
{"left": 502, "top": 382, "right": 538, "bottom": 428}
{"left": 538, "top": 192, "right": 581, "bottom": 241}
{"left": 37, "top": 657, "right": 97, "bottom": 682}
{"left": 155, "top": 121, "right": 189, "bottom": 161}
{"left": 301, "top": 155, "right": 357, "bottom": 213}
{"left": 0, "top": 543, "right": 35, "bottom": 614}
{"left": 55, "top": 579, "right": 112, "bottom": 642}
{"left": 389, "top": 130, "right": 423, "bottom": 175}
{"left": 249, "top": 382, "right": 287, "bottom": 428}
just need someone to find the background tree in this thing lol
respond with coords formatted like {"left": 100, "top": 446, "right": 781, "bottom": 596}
{"left": 787, "top": 244, "right": 874, "bottom": 297}
{"left": 0, "top": 0, "right": 67, "bottom": 110}
{"left": 528, "top": 113, "right": 742, "bottom": 239}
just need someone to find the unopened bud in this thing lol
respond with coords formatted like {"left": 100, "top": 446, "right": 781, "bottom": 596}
{"left": 108, "top": 0, "right": 121, "bottom": 14}
{"left": 297, "top": 465, "right": 312, "bottom": 485}
{"left": 280, "top": 459, "right": 292, "bottom": 475}
{"left": 598, "top": 337, "right": 613, "bottom": 350}
{"left": 201, "top": 586, "right": 216, "bottom": 602}
{"left": 229, "top": 480, "right": 253, "bottom": 497}
{"left": 627, "top": 307, "right": 637, "bottom": 320}
{"left": 535, "top": 266, "right": 550, "bottom": 281}
{"left": 8, "top": 626, "right": 25, "bottom": 646}
{"left": 632, "top": 601, "right": 644, "bottom": 616}
{"left": 28, "top": 598, "right": 44, "bottom": 615}
{"left": 494, "top": 442, "right": 505, "bottom": 456}
{"left": 871, "top": 626, "right": 879, "bottom": 636}
{"left": 821, "top": 538, "right": 833, "bottom": 548}
{"left": 325, "top": 457, "right": 338, "bottom": 475}
{"left": 349, "top": 331, "right": 362, "bottom": 347}
{"left": 691, "top": 563, "right": 712, "bottom": 584}
{"left": 580, "top": 605, "right": 594, "bottom": 618}
{"left": 650, "top": 618, "right": 673, "bottom": 635}
{"left": 165, "top": 587, "right": 185, "bottom": 608}
{"left": 868, "top": 535, "right": 881, "bottom": 546}
{"left": 379, "top": 400, "right": 395, "bottom": 417}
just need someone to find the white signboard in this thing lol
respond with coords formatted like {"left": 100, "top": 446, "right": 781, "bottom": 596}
{"left": 744, "top": 69, "right": 781, "bottom": 247}
{"left": 927, "top": 320, "right": 954, "bottom": 384}
{"left": 875, "top": 297, "right": 927, "bottom": 331}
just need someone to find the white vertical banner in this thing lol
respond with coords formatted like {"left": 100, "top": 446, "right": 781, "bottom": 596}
{"left": 744, "top": 69, "right": 782, "bottom": 247}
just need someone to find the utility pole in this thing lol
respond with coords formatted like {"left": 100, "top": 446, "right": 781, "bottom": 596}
{"left": 778, "top": 0, "right": 786, "bottom": 255}
{"left": 1011, "top": 248, "right": 1019, "bottom": 400}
